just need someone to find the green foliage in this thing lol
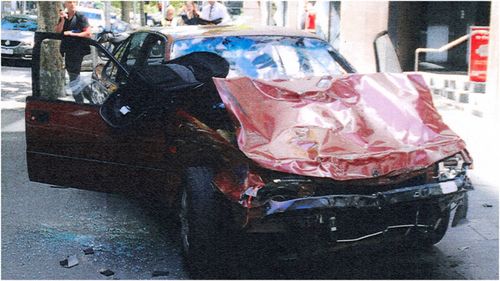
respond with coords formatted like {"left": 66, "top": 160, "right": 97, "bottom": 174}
{"left": 169, "top": 1, "right": 185, "bottom": 10}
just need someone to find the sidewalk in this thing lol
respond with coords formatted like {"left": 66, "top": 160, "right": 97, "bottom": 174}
{"left": 433, "top": 94, "right": 500, "bottom": 189}
{"left": 1, "top": 66, "right": 32, "bottom": 110}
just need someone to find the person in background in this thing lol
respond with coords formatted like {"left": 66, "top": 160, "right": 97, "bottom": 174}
{"left": 300, "top": 3, "right": 307, "bottom": 29}
{"left": 161, "top": 6, "right": 178, "bottom": 27}
{"left": 178, "top": 1, "right": 200, "bottom": 26}
{"left": 304, "top": 1, "right": 316, "bottom": 32}
{"left": 55, "top": 1, "right": 92, "bottom": 103}
{"left": 200, "top": 1, "right": 230, "bottom": 25}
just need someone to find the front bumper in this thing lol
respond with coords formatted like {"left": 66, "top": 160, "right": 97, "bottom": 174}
{"left": 263, "top": 176, "right": 469, "bottom": 215}
{"left": 1, "top": 45, "right": 33, "bottom": 60}
{"left": 244, "top": 175, "right": 472, "bottom": 242}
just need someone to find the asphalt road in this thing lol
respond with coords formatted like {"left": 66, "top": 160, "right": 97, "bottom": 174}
{"left": 1, "top": 64, "right": 499, "bottom": 279}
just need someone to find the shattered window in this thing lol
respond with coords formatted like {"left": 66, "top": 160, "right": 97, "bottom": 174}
{"left": 171, "top": 36, "right": 343, "bottom": 80}
{"left": 103, "top": 39, "right": 128, "bottom": 83}
{"left": 124, "top": 32, "right": 148, "bottom": 68}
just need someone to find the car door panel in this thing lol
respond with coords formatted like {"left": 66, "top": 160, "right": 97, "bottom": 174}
{"left": 26, "top": 32, "right": 178, "bottom": 196}
{"left": 25, "top": 96, "right": 172, "bottom": 193}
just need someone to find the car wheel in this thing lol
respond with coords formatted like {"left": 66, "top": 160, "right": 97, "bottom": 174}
{"left": 179, "top": 167, "right": 231, "bottom": 277}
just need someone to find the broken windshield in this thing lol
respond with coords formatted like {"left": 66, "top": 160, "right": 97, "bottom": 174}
{"left": 172, "top": 36, "right": 346, "bottom": 80}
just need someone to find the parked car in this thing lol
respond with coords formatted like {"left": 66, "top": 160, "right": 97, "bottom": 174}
{"left": 1, "top": 15, "right": 37, "bottom": 60}
{"left": 27, "top": 26, "right": 473, "bottom": 276}
{"left": 110, "top": 19, "right": 132, "bottom": 33}
{"left": 77, "top": 6, "right": 105, "bottom": 34}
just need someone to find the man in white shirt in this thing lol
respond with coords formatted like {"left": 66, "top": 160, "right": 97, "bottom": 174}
{"left": 200, "top": 1, "right": 230, "bottom": 24}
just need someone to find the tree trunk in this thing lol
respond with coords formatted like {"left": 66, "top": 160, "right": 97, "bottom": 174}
{"left": 139, "top": 1, "right": 146, "bottom": 26}
{"left": 104, "top": 1, "right": 111, "bottom": 30}
{"left": 121, "top": 1, "right": 133, "bottom": 23}
{"left": 37, "top": 1, "right": 65, "bottom": 99}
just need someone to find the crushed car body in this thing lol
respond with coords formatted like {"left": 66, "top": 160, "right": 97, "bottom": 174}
{"left": 214, "top": 73, "right": 468, "bottom": 181}
{"left": 27, "top": 26, "right": 473, "bottom": 270}
{"left": 209, "top": 73, "right": 473, "bottom": 237}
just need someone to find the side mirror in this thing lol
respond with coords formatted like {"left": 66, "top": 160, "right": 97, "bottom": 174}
{"left": 373, "top": 31, "right": 402, "bottom": 73}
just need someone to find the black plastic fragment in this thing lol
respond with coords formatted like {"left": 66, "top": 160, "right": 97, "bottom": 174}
{"left": 83, "top": 247, "right": 94, "bottom": 255}
{"left": 482, "top": 203, "right": 493, "bottom": 208}
{"left": 99, "top": 269, "right": 115, "bottom": 276}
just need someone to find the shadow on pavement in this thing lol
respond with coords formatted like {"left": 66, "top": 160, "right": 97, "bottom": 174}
{"left": 1, "top": 58, "right": 32, "bottom": 68}
{"left": 143, "top": 195, "right": 466, "bottom": 280}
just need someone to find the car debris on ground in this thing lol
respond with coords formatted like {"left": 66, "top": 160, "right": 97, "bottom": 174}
{"left": 82, "top": 247, "right": 94, "bottom": 255}
{"left": 59, "top": 255, "right": 79, "bottom": 268}
{"left": 99, "top": 269, "right": 115, "bottom": 276}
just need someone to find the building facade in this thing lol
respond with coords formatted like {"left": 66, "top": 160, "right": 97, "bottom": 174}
{"left": 245, "top": 0, "right": 498, "bottom": 119}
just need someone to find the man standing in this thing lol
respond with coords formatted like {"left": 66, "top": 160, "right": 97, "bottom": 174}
{"left": 200, "top": 1, "right": 230, "bottom": 25}
{"left": 55, "top": 1, "right": 92, "bottom": 103}
{"left": 161, "top": 6, "right": 178, "bottom": 27}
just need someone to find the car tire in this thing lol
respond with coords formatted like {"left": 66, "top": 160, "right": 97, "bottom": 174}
{"left": 408, "top": 205, "right": 450, "bottom": 248}
{"left": 179, "top": 167, "right": 232, "bottom": 277}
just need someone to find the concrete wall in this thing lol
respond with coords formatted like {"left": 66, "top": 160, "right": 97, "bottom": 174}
{"left": 286, "top": 1, "right": 299, "bottom": 30}
{"left": 242, "top": 1, "right": 262, "bottom": 26}
{"left": 339, "top": 1, "right": 389, "bottom": 73}
{"left": 242, "top": 1, "right": 299, "bottom": 28}
{"left": 485, "top": 1, "right": 499, "bottom": 122}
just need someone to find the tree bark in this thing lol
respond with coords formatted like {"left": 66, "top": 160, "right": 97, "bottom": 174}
{"left": 121, "top": 1, "right": 133, "bottom": 23}
{"left": 37, "top": 1, "right": 65, "bottom": 99}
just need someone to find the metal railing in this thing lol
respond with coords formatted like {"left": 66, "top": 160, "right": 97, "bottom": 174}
{"left": 414, "top": 30, "right": 489, "bottom": 72}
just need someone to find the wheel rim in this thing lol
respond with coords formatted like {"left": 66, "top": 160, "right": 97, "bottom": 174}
{"left": 180, "top": 188, "right": 190, "bottom": 254}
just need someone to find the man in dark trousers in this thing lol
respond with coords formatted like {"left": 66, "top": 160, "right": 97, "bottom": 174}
{"left": 55, "top": 1, "right": 92, "bottom": 103}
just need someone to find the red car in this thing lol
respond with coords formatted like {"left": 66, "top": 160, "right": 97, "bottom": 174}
{"left": 27, "top": 26, "right": 472, "bottom": 274}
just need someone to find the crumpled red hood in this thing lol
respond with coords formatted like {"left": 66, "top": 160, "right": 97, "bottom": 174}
{"left": 213, "top": 73, "right": 466, "bottom": 181}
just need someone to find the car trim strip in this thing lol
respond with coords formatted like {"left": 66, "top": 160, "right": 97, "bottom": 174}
{"left": 27, "top": 150, "right": 165, "bottom": 172}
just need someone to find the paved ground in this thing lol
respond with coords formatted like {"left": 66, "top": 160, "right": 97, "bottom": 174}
{"left": 1, "top": 63, "right": 499, "bottom": 279}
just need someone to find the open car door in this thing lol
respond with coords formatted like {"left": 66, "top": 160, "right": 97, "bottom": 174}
{"left": 25, "top": 32, "right": 176, "bottom": 194}
{"left": 373, "top": 31, "right": 402, "bottom": 73}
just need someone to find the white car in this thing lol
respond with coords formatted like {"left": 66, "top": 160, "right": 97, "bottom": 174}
{"left": 77, "top": 6, "right": 105, "bottom": 34}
